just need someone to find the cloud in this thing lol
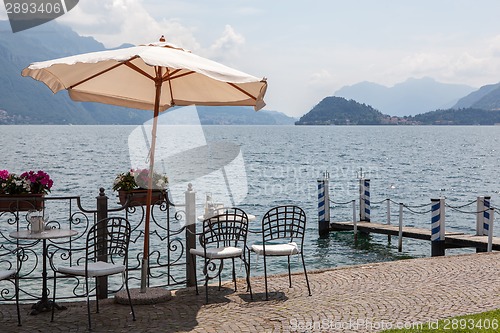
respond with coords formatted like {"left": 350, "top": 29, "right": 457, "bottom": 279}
{"left": 395, "top": 46, "right": 500, "bottom": 87}
{"left": 207, "top": 25, "right": 245, "bottom": 61}
{"left": 309, "top": 69, "right": 332, "bottom": 85}
{"left": 56, "top": 0, "right": 200, "bottom": 49}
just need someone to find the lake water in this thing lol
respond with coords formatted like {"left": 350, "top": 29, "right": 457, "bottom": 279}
{"left": 1, "top": 125, "right": 500, "bottom": 274}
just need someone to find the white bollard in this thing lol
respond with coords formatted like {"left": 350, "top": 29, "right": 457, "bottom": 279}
{"left": 352, "top": 199, "right": 357, "bottom": 240}
{"left": 398, "top": 203, "right": 403, "bottom": 252}
{"left": 487, "top": 208, "right": 494, "bottom": 252}
{"left": 476, "top": 196, "right": 484, "bottom": 236}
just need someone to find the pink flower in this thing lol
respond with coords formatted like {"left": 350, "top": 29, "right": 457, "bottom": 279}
{"left": 0, "top": 169, "right": 9, "bottom": 180}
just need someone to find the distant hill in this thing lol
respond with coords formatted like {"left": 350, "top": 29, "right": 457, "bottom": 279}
{"left": 334, "top": 77, "right": 476, "bottom": 116}
{"left": 0, "top": 20, "right": 290, "bottom": 125}
{"left": 452, "top": 83, "right": 500, "bottom": 110}
{"left": 411, "top": 108, "right": 500, "bottom": 125}
{"left": 295, "top": 96, "right": 387, "bottom": 125}
{"left": 195, "top": 107, "right": 296, "bottom": 125}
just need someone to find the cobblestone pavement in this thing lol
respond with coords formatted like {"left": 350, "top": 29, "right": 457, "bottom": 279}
{"left": 1, "top": 252, "right": 499, "bottom": 332}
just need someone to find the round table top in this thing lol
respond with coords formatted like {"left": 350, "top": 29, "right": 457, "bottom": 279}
{"left": 9, "top": 228, "right": 78, "bottom": 240}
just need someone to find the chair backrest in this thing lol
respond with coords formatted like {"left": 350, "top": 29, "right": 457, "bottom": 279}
{"left": 261, "top": 206, "right": 307, "bottom": 244}
{"left": 200, "top": 207, "right": 249, "bottom": 248}
{"left": 86, "top": 217, "right": 131, "bottom": 265}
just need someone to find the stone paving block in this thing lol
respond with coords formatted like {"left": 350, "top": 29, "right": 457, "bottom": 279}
{"left": 0, "top": 252, "right": 499, "bottom": 332}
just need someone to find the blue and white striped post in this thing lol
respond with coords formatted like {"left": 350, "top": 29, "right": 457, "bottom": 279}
{"left": 318, "top": 173, "right": 330, "bottom": 237}
{"left": 476, "top": 196, "right": 485, "bottom": 236}
{"left": 431, "top": 198, "right": 446, "bottom": 256}
{"left": 359, "top": 178, "right": 371, "bottom": 222}
{"left": 364, "top": 179, "right": 371, "bottom": 222}
{"left": 483, "top": 196, "right": 491, "bottom": 236}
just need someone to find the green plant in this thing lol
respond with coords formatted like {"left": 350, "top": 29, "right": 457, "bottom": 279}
{"left": 113, "top": 168, "right": 168, "bottom": 192}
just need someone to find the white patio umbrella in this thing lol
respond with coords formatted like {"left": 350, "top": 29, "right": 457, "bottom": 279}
{"left": 22, "top": 37, "right": 268, "bottom": 292}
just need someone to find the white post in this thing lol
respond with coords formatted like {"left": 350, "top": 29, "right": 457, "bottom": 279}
{"left": 352, "top": 199, "right": 357, "bottom": 240}
{"left": 185, "top": 183, "right": 196, "bottom": 227}
{"left": 487, "top": 208, "right": 494, "bottom": 252}
{"left": 476, "top": 196, "right": 484, "bottom": 236}
{"left": 387, "top": 199, "right": 391, "bottom": 243}
{"left": 185, "top": 183, "right": 197, "bottom": 287}
{"left": 386, "top": 199, "right": 391, "bottom": 225}
{"left": 398, "top": 203, "right": 403, "bottom": 252}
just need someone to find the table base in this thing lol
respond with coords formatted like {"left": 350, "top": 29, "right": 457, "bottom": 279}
{"left": 30, "top": 299, "right": 67, "bottom": 315}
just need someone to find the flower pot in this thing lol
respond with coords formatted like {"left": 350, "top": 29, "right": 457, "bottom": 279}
{"left": 118, "top": 189, "right": 165, "bottom": 207}
{"left": 0, "top": 194, "right": 44, "bottom": 212}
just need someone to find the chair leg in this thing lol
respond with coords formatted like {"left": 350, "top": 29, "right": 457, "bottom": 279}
{"left": 245, "top": 249, "right": 252, "bottom": 296}
{"left": 95, "top": 277, "right": 100, "bottom": 314}
{"left": 287, "top": 256, "right": 292, "bottom": 288}
{"left": 244, "top": 255, "right": 252, "bottom": 300}
{"left": 231, "top": 258, "right": 237, "bottom": 291}
{"left": 218, "top": 259, "right": 223, "bottom": 290}
{"left": 263, "top": 254, "right": 269, "bottom": 301}
{"left": 124, "top": 274, "right": 136, "bottom": 321}
{"left": 51, "top": 272, "right": 57, "bottom": 322}
{"left": 15, "top": 275, "right": 21, "bottom": 326}
{"left": 301, "top": 254, "right": 312, "bottom": 296}
{"left": 86, "top": 276, "right": 92, "bottom": 330}
{"left": 204, "top": 258, "right": 209, "bottom": 304}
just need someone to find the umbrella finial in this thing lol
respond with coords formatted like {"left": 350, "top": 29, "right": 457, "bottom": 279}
{"left": 159, "top": 35, "right": 166, "bottom": 42}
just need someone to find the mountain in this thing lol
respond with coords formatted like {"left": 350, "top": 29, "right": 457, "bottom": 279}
{"left": 410, "top": 108, "right": 500, "bottom": 125}
{"left": 452, "top": 83, "right": 500, "bottom": 110}
{"left": 194, "top": 107, "right": 296, "bottom": 125}
{"left": 334, "top": 77, "right": 476, "bottom": 116}
{"left": 295, "top": 96, "right": 387, "bottom": 125}
{"left": 0, "top": 20, "right": 291, "bottom": 125}
{"left": 0, "top": 20, "right": 155, "bottom": 124}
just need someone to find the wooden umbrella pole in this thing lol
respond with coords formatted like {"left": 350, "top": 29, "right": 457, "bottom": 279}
{"left": 141, "top": 67, "right": 163, "bottom": 293}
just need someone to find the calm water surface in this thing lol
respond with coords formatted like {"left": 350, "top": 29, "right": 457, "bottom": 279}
{"left": 1, "top": 125, "right": 499, "bottom": 273}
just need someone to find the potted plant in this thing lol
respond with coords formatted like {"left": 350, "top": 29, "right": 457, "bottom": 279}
{"left": 0, "top": 169, "right": 53, "bottom": 211}
{"left": 113, "top": 168, "right": 168, "bottom": 206}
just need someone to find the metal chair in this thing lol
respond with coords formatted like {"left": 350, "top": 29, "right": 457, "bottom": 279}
{"left": 0, "top": 247, "right": 24, "bottom": 326}
{"left": 251, "top": 205, "right": 311, "bottom": 300}
{"left": 49, "top": 217, "right": 135, "bottom": 330}
{"left": 189, "top": 207, "right": 252, "bottom": 303}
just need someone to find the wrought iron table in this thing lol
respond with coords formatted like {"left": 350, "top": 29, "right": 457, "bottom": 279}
{"left": 9, "top": 228, "right": 78, "bottom": 315}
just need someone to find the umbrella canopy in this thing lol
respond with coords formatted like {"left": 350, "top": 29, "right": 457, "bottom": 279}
{"left": 22, "top": 40, "right": 267, "bottom": 111}
{"left": 21, "top": 38, "right": 268, "bottom": 292}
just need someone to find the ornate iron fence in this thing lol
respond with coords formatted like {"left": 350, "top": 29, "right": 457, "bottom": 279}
{"left": 0, "top": 187, "right": 191, "bottom": 305}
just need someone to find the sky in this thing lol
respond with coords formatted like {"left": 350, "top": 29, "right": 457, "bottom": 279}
{"left": 2, "top": 0, "right": 500, "bottom": 117}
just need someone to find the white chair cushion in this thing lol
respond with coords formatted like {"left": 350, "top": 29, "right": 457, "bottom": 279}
{"left": 251, "top": 242, "right": 299, "bottom": 256}
{"left": 0, "top": 269, "right": 15, "bottom": 280}
{"left": 58, "top": 261, "right": 125, "bottom": 277}
{"left": 190, "top": 246, "right": 242, "bottom": 259}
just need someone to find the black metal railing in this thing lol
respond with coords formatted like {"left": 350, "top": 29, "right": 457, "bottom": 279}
{"left": 0, "top": 188, "right": 190, "bottom": 304}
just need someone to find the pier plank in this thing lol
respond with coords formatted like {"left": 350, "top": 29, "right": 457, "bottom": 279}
{"left": 329, "top": 221, "right": 500, "bottom": 251}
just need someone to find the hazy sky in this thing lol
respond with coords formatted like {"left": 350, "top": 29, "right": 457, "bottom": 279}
{"left": 2, "top": 0, "right": 500, "bottom": 117}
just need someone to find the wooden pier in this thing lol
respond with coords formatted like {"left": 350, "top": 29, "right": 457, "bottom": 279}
{"left": 329, "top": 221, "right": 500, "bottom": 255}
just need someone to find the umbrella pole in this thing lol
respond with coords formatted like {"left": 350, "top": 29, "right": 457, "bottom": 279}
{"left": 140, "top": 70, "right": 163, "bottom": 293}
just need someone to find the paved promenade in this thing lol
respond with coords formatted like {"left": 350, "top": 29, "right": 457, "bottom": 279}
{"left": 1, "top": 252, "right": 499, "bottom": 332}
